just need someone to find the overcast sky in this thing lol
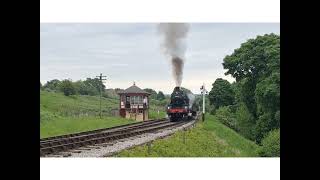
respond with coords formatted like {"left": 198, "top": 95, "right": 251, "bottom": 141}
{"left": 40, "top": 23, "right": 279, "bottom": 94}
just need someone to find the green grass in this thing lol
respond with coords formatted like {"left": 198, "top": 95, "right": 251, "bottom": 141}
{"left": 40, "top": 90, "right": 167, "bottom": 138}
{"left": 40, "top": 90, "right": 119, "bottom": 117}
{"left": 116, "top": 114, "right": 259, "bottom": 157}
{"left": 149, "top": 110, "right": 166, "bottom": 119}
{"left": 40, "top": 116, "right": 135, "bottom": 138}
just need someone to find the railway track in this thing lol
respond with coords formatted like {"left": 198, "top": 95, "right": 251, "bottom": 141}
{"left": 40, "top": 118, "right": 190, "bottom": 157}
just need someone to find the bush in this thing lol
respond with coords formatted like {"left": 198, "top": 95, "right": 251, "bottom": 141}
{"left": 215, "top": 106, "right": 237, "bottom": 130}
{"left": 43, "top": 79, "right": 61, "bottom": 92}
{"left": 258, "top": 129, "right": 280, "bottom": 157}
{"left": 254, "top": 112, "right": 277, "bottom": 143}
{"left": 59, "top": 79, "right": 76, "bottom": 96}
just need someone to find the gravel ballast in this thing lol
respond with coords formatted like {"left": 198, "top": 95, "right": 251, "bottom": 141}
{"left": 46, "top": 120, "right": 196, "bottom": 157}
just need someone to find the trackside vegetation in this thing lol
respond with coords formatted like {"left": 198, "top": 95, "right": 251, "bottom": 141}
{"left": 116, "top": 114, "right": 259, "bottom": 157}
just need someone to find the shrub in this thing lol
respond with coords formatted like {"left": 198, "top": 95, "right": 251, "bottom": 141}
{"left": 215, "top": 106, "right": 237, "bottom": 130}
{"left": 257, "top": 129, "right": 280, "bottom": 157}
{"left": 59, "top": 79, "right": 76, "bottom": 96}
{"left": 254, "top": 112, "right": 275, "bottom": 143}
{"left": 43, "top": 79, "right": 61, "bottom": 92}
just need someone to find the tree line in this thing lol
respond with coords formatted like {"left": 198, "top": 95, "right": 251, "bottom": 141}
{"left": 207, "top": 34, "right": 280, "bottom": 156}
{"left": 40, "top": 78, "right": 168, "bottom": 101}
{"left": 143, "top": 88, "right": 166, "bottom": 101}
{"left": 41, "top": 78, "right": 106, "bottom": 97}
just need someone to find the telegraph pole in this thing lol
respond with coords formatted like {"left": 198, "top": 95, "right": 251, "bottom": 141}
{"left": 96, "top": 73, "right": 107, "bottom": 119}
{"left": 200, "top": 83, "right": 208, "bottom": 121}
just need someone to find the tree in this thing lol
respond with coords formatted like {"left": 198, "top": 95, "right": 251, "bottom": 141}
{"left": 40, "top": 82, "right": 42, "bottom": 89}
{"left": 76, "top": 78, "right": 105, "bottom": 96}
{"left": 85, "top": 78, "right": 106, "bottom": 93}
{"left": 235, "top": 103, "right": 255, "bottom": 140}
{"left": 223, "top": 33, "right": 280, "bottom": 82}
{"left": 157, "top": 91, "right": 165, "bottom": 100}
{"left": 59, "top": 79, "right": 76, "bottom": 96}
{"left": 222, "top": 33, "right": 280, "bottom": 143}
{"left": 143, "top": 88, "right": 158, "bottom": 99}
{"left": 43, "top": 79, "right": 61, "bottom": 91}
{"left": 208, "top": 78, "right": 235, "bottom": 110}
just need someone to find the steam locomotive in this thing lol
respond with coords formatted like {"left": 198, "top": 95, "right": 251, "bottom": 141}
{"left": 167, "top": 87, "right": 197, "bottom": 121}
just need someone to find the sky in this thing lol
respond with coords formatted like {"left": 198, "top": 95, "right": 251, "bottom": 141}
{"left": 40, "top": 23, "right": 280, "bottom": 94}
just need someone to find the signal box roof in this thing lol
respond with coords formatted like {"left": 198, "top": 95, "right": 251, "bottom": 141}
{"left": 117, "top": 84, "right": 150, "bottom": 95}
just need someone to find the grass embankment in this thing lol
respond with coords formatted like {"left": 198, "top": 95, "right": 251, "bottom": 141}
{"left": 116, "top": 114, "right": 259, "bottom": 157}
{"left": 40, "top": 90, "right": 166, "bottom": 138}
{"left": 40, "top": 116, "right": 135, "bottom": 138}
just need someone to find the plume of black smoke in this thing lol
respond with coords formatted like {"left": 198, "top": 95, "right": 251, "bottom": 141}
{"left": 158, "top": 23, "right": 190, "bottom": 86}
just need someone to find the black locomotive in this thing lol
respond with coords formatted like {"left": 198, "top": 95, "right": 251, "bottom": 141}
{"left": 167, "top": 87, "right": 196, "bottom": 121}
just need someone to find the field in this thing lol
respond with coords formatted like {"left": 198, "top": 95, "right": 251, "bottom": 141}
{"left": 116, "top": 114, "right": 259, "bottom": 157}
{"left": 40, "top": 90, "right": 166, "bottom": 138}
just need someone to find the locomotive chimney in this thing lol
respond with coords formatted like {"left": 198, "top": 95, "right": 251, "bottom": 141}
{"left": 174, "top": 86, "right": 181, "bottom": 91}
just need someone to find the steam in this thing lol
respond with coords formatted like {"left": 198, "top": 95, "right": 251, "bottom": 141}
{"left": 187, "top": 93, "right": 195, "bottom": 108}
{"left": 158, "top": 23, "right": 190, "bottom": 86}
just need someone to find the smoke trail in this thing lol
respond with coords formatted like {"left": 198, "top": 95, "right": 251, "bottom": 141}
{"left": 158, "top": 23, "right": 190, "bottom": 86}
{"left": 171, "top": 57, "right": 184, "bottom": 87}
{"left": 187, "top": 93, "right": 195, "bottom": 108}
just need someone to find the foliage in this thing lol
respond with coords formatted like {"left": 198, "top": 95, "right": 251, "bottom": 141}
{"left": 215, "top": 106, "right": 237, "bottom": 130}
{"left": 235, "top": 103, "right": 255, "bottom": 140}
{"left": 77, "top": 80, "right": 99, "bottom": 96}
{"left": 157, "top": 91, "right": 165, "bottom": 100}
{"left": 223, "top": 33, "right": 280, "bottom": 82}
{"left": 257, "top": 129, "right": 280, "bottom": 157}
{"left": 254, "top": 113, "right": 276, "bottom": 143}
{"left": 221, "top": 33, "right": 280, "bottom": 143}
{"left": 116, "top": 114, "right": 258, "bottom": 157}
{"left": 143, "top": 88, "right": 158, "bottom": 99}
{"left": 208, "top": 78, "right": 235, "bottom": 110}
{"left": 43, "top": 79, "right": 61, "bottom": 92}
{"left": 103, "top": 89, "right": 119, "bottom": 99}
{"left": 193, "top": 95, "right": 215, "bottom": 113}
{"left": 59, "top": 79, "right": 76, "bottom": 96}
{"left": 77, "top": 78, "right": 105, "bottom": 96}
